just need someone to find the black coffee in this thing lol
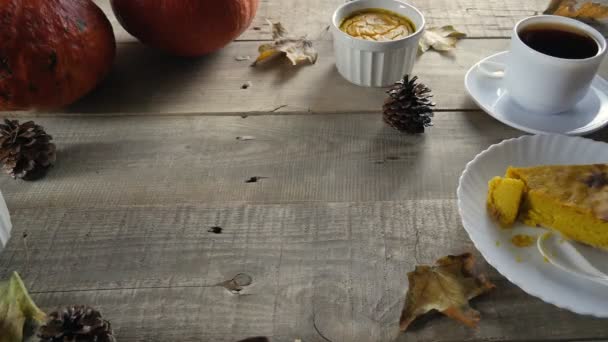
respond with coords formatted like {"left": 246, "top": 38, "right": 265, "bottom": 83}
{"left": 518, "top": 23, "right": 599, "bottom": 59}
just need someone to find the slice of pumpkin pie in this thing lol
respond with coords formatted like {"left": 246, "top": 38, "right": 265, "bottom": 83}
{"left": 487, "top": 176, "right": 525, "bottom": 228}
{"left": 487, "top": 164, "right": 608, "bottom": 249}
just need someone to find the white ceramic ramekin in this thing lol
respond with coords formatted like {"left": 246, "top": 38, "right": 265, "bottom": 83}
{"left": 331, "top": 0, "right": 425, "bottom": 87}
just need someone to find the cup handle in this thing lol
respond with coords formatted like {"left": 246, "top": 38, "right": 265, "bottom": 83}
{"left": 477, "top": 60, "right": 505, "bottom": 79}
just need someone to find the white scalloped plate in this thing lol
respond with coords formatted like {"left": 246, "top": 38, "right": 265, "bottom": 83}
{"left": 457, "top": 134, "right": 608, "bottom": 317}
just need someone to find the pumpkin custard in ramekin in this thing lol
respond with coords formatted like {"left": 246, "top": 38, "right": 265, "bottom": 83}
{"left": 330, "top": 0, "right": 426, "bottom": 87}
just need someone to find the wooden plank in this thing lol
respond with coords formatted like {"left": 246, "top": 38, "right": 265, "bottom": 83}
{"left": 248, "top": 0, "right": 549, "bottom": 40}
{"left": 93, "top": 0, "right": 549, "bottom": 42}
{"left": 0, "top": 112, "right": 571, "bottom": 210}
{"left": 48, "top": 38, "right": 608, "bottom": 115}
{"left": 68, "top": 38, "right": 477, "bottom": 114}
{"left": 2, "top": 113, "right": 607, "bottom": 210}
{"left": 55, "top": 38, "right": 474, "bottom": 114}
{"left": 2, "top": 202, "right": 608, "bottom": 341}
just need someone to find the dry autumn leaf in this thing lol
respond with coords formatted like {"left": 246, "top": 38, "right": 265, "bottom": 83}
{"left": 419, "top": 26, "right": 466, "bottom": 53}
{"left": 400, "top": 253, "right": 495, "bottom": 332}
{"left": 544, "top": 0, "right": 608, "bottom": 20}
{"left": 252, "top": 20, "right": 318, "bottom": 66}
{"left": 0, "top": 272, "right": 46, "bottom": 342}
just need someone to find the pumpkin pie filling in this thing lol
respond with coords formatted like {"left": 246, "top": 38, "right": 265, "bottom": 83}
{"left": 339, "top": 9, "right": 416, "bottom": 41}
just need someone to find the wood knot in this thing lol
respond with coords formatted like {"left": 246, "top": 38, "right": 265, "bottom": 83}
{"left": 217, "top": 273, "right": 253, "bottom": 294}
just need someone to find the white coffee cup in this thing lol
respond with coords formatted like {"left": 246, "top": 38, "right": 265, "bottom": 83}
{"left": 331, "top": 0, "right": 425, "bottom": 87}
{"left": 478, "top": 15, "right": 606, "bottom": 114}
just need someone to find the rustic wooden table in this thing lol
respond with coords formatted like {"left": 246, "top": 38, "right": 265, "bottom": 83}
{"left": 1, "top": 1, "right": 608, "bottom": 341}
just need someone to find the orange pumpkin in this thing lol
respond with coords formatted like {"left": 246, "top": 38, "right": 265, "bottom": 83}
{"left": 0, "top": 0, "right": 116, "bottom": 110}
{"left": 110, "top": 0, "right": 259, "bottom": 57}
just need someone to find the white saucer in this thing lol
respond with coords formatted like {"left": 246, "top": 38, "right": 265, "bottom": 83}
{"left": 465, "top": 51, "right": 608, "bottom": 135}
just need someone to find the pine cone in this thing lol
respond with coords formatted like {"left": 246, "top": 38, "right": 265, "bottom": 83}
{"left": 0, "top": 119, "right": 55, "bottom": 180}
{"left": 38, "top": 306, "right": 116, "bottom": 342}
{"left": 383, "top": 75, "right": 435, "bottom": 134}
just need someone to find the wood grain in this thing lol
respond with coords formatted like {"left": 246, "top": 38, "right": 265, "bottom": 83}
{"left": 0, "top": 112, "right": 558, "bottom": 210}
{"left": 248, "top": 0, "right": 550, "bottom": 40}
{"left": 93, "top": 0, "right": 549, "bottom": 42}
{"left": 2, "top": 113, "right": 607, "bottom": 211}
{"left": 43, "top": 38, "right": 607, "bottom": 115}
{"left": 2, "top": 2, "right": 607, "bottom": 341}
{"left": 67, "top": 38, "right": 476, "bottom": 114}
{"left": 2, "top": 202, "right": 608, "bottom": 342}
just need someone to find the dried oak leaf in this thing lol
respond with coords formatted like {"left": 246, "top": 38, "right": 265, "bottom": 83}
{"left": 419, "top": 26, "right": 466, "bottom": 53}
{"left": 544, "top": 0, "right": 608, "bottom": 20}
{"left": 252, "top": 20, "right": 318, "bottom": 66}
{"left": 0, "top": 272, "right": 46, "bottom": 342}
{"left": 400, "top": 253, "right": 495, "bottom": 331}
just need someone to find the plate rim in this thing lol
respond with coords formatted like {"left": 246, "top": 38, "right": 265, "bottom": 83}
{"left": 464, "top": 51, "right": 608, "bottom": 136}
{"left": 457, "top": 134, "right": 608, "bottom": 317}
